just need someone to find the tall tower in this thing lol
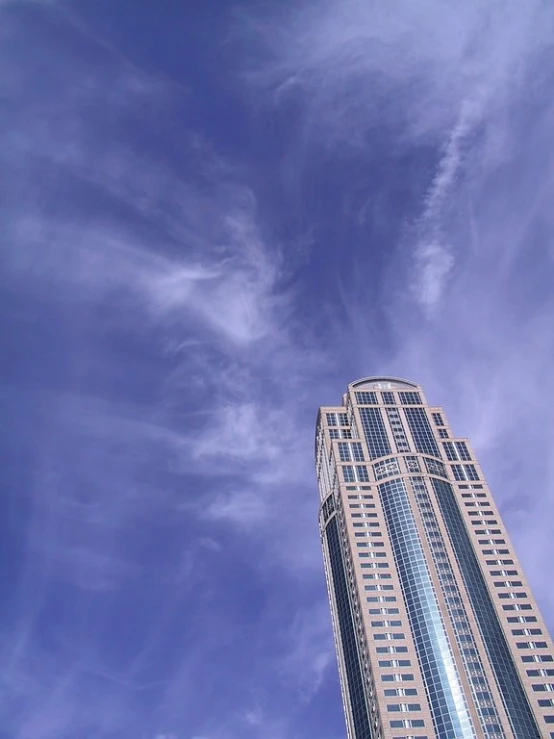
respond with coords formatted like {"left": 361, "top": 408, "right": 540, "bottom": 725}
{"left": 315, "top": 376, "right": 554, "bottom": 739}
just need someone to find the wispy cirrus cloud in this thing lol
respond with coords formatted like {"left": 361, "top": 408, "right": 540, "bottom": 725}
{"left": 240, "top": 0, "right": 554, "bottom": 623}
{"left": 1, "top": 4, "right": 341, "bottom": 739}
{"left": 244, "top": 0, "right": 554, "bottom": 310}
{"left": 4, "top": 2, "right": 554, "bottom": 739}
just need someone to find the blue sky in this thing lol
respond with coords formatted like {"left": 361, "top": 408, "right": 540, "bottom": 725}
{"left": 1, "top": 0, "right": 554, "bottom": 737}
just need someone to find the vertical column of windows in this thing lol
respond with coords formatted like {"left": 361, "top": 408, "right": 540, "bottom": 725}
{"left": 379, "top": 478, "right": 477, "bottom": 739}
{"left": 404, "top": 408, "right": 441, "bottom": 457}
{"left": 386, "top": 408, "right": 411, "bottom": 453}
{"left": 410, "top": 476, "right": 506, "bottom": 738}
{"left": 324, "top": 516, "right": 374, "bottom": 739}
{"left": 431, "top": 478, "right": 542, "bottom": 739}
{"left": 432, "top": 412, "right": 445, "bottom": 426}
{"left": 359, "top": 407, "right": 392, "bottom": 460}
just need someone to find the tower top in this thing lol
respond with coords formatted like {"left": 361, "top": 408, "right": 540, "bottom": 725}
{"left": 349, "top": 376, "right": 419, "bottom": 391}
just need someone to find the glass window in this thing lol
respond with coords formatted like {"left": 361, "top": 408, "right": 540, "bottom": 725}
{"left": 355, "top": 391, "right": 378, "bottom": 405}
{"left": 432, "top": 412, "right": 445, "bottom": 426}
{"left": 379, "top": 478, "right": 474, "bottom": 737}
{"left": 424, "top": 457, "right": 447, "bottom": 477}
{"left": 382, "top": 391, "right": 396, "bottom": 405}
{"left": 359, "top": 407, "right": 392, "bottom": 459}
{"left": 326, "top": 412, "right": 337, "bottom": 426}
{"left": 323, "top": 517, "right": 373, "bottom": 738}
{"left": 386, "top": 408, "right": 412, "bottom": 453}
{"left": 404, "top": 408, "right": 441, "bottom": 456}
{"left": 374, "top": 457, "right": 401, "bottom": 480}
{"left": 405, "top": 456, "right": 421, "bottom": 473}
{"left": 343, "top": 466, "right": 355, "bottom": 482}
{"left": 452, "top": 464, "right": 480, "bottom": 481}
{"left": 432, "top": 477, "right": 542, "bottom": 737}
{"left": 399, "top": 392, "right": 422, "bottom": 405}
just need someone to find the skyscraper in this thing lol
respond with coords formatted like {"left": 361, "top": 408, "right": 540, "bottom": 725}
{"left": 315, "top": 376, "right": 554, "bottom": 739}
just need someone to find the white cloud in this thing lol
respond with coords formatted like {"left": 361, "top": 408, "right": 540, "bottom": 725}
{"left": 244, "top": 0, "right": 554, "bottom": 311}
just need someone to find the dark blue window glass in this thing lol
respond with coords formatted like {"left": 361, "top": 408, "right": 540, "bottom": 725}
{"left": 379, "top": 479, "right": 475, "bottom": 739}
{"left": 325, "top": 517, "right": 373, "bottom": 738}
{"left": 432, "top": 478, "right": 541, "bottom": 739}
{"left": 359, "top": 407, "right": 392, "bottom": 459}
{"left": 404, "top": 407, "right": 441, "bottom": 457}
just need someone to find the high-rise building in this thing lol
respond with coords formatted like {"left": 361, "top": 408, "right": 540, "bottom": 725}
{"left": 315, "top": 376, "right": 554, "bottom": 739}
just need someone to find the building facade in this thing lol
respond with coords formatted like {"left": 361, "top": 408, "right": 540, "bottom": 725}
{"left": 315, "top": 376, "right": 554, "bottom": 739}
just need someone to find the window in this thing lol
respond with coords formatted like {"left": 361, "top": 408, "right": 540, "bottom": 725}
{"left": 386, "top": 702, "right": 420, "bottom": 710}
{"left": 455, "top": 441, "right": 471, "bottom": 460}
{"left": 359, "top": 407, "right": 392, "bottom": 459}
{"left": 329, "top": 428, "right": 353, "bottom": 439}
{"left": 326, "top": 412, "right": 349, "bottom": 426}
{"left": 518, "top": 642, "right": 548, "bottom": 650}
{"left": 490, "top": 569, "right": 517, "bottom": 576}
{"left": 424, "top": 457, "right": 447, "bottom": 477}
{"left": 374, "top": 632, "right": 405, "bottom": 640}
{"left": 342, "top": 465, "right": 370, "bottom": 483}
{"left": 326, "top": 413, "right": 338, "bottom": 426}
{"left": 382, "top": 391, "right": 396, "bottom": 405}
{"left": 355, "top": 391, "right": 378, "bottom": 405}
{"left": 404, "top": 408, "right": 440, "bottom": 456}
{"left": 386, "top": 408, "right": 412, "bottom": 453}
{"left": 399, "top": 392, "right": 422, "bottom": 405}
{"left": 372, "top": 620, "right": 402, "bottom": 627}
{"left": 343, "top": 466, "right": 355, "bottom": 482}
{"left": 384, "top": 688, "right": 418, "bottom": 697}
{"left": 443, "top": 441, "right": 472, "bottom": 461}
{"left": 498, "top": 592, "right": 528, "bottom": 599}
{"left": 438, "top": 428, "right": 449, "bottom": 438}
{"left": 522, "top": 655, "right": 553, "bottom": 663}
{"left": 380, "top": 660, "right": 411, "bottom": 668}
{"left": 381, "top": 674, "right": 415, "bottom": 682}
{"left": 431, "top": 476, "right": 540, "bottom": 737}
{"left": 380, "top": 477, "right": 474, "bottom": 736}
{"left": 374, "top": 458, "right": 401, "bottom": 480}
{"left": 363, "top": 572, "right": 391, "bottom": 579}
{"left": 405, "top": 456, "right": 420, "bottom": 473}
{"left": 338, "top": 442, "right": 351, "bottom": 462}
{"left": 452, "top": 464, "right": 480, "bottom": 481}
{"left": 389, "top": 719, "right": 425, "bottom": 728}
{"left": 369, "top": 608, "right": 400, "bottom": 614}
{"left": 338, "top": 441, "right": 365, "bottom": 462}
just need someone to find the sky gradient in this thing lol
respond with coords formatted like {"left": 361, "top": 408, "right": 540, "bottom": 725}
{"left": 1, "top": 1, "right": 554, "bottom": 738}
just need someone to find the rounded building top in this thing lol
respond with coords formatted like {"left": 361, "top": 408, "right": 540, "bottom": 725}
{"left": 349, "top": 376, "right": 419, "bottom": 391}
